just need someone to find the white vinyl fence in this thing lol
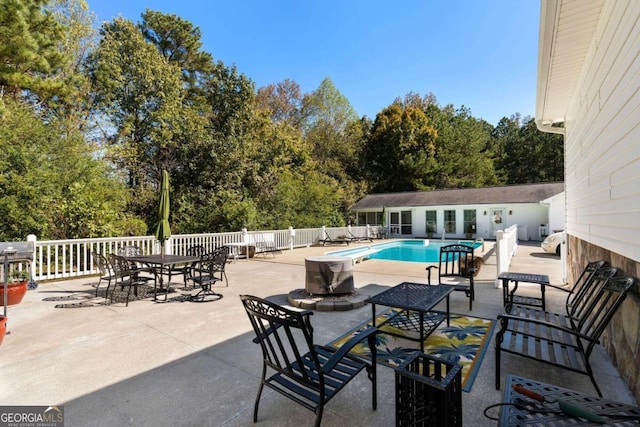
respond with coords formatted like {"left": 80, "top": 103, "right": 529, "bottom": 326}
{"left": 3, "top": 225, "right": 380, "bottom": 282}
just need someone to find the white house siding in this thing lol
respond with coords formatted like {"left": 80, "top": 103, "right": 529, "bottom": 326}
{"left": 564, "top": 0, "right": 640, "bottom": 262}
{"left": 542, "top": 191, "right": 566, "bottom": 233}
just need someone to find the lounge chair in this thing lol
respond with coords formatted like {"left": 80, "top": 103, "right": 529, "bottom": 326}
{"left": 347, "top": 230, "right": 373, "bottom": 243}
{"left": 319, "top": 230, "right": 351, "bottom": 246}
{"left": 254, "top": 233, "right": 280, "bottom": 257}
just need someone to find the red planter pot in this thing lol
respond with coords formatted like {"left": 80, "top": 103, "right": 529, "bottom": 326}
{"left": 0, "top": 316, "right": 6, "bottom": 347}
{"left": 1, "top": 281, "right": 28, "bottom": 306}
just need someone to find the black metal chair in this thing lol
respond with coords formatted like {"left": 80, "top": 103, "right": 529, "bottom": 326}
{"left": 166, "top": 244, "right": 206, "bottom": 288}
{"left": 107, "top": 254, "right": 154, "bottom": 306}
{"left": 426, "top": 244, "right": 476, "bottom": 310}
{"left": 92, "top": 252, "right": 115, "bottom": 298}
{"left": 189, "top": 249, "right": 227, "bottom": 302}
{"left": 116, "top": 245, "right": 154, "bottom": 278}
{"left": 240, "top": 295, "right": 378, "bottom": 427}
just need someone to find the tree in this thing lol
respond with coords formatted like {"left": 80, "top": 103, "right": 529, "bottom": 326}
{"left": 424, "top": 103, "right": 498, "bottom": 188}
{"left": 0, "top": 0, "right": 68, "bottom": 104}
{"left": 87, "top": 17, "right": 188, "bottom": 223}
{"left": 256, "top": 78, "right": 304, "bottom": 128}
{"left": 490, "top": 115, "right": 563, "bottom": 184}
{"left": 0, "top": 98, "right": 129, "bottom": 240}
{"left": 139, "top": 9, "right": 213, "bottom": 100}
{"left": 364, "top": 103, "right": 439, "bottom": 192}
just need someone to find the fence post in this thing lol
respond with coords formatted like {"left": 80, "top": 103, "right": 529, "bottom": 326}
{"left": 289, "top": 226, "right": 295, "bottom": 250}
{"left": 27, "top": 234, "right": 38, "bottom": 288}
{"left": 495, "top": 230, "right": 504, "bottom": 288}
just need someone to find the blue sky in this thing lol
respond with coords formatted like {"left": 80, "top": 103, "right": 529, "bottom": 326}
{"left": 88, "top": 0, "right": 540, "bottom": 126}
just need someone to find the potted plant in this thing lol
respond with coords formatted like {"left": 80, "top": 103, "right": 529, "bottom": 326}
{"left": 0, "top": 315, "right": 6, "bottom": 346}
{"left": 426, "top": 225, "right": 435, "bottom": 239}
{"left": 1, "top": 269, "right": 29, "bottom": 306}
{"left": 465, "top": 224, "right": 476, "bottom": 239}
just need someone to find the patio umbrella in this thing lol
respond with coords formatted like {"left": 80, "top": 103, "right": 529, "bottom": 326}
{"left": 155, "top": 170, "right": 171, "bottom": 255}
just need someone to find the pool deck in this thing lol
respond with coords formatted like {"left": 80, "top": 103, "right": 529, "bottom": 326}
{"left": 0, "top": 240, "right": 636, "bottom": 426}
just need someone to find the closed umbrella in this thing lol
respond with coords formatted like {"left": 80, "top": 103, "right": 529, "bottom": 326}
{"left": 155, "top": 170, "right": 171, "bottom": 255}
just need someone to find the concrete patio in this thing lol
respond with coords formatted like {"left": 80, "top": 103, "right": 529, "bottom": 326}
{"left": 0, "top": 241, "right": 636, "bottom": 426}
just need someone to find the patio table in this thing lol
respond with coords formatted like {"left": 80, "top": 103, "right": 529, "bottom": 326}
{"left": 365, "top": 282, "right": 454, "bottom": 352}
{"left": 125, "top": 254, "right": 201, "bottom": 302}
{"left": 499, "top": 272, "right": 549, "bottom": 313}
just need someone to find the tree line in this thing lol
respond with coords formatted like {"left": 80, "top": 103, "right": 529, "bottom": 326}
{"left": 0, "top": 0, "right": 563, "bottom": 241}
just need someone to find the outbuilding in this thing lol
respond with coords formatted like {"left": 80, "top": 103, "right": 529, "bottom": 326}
{"left": 350, "top": 182, "right": 564, "bottom": 241}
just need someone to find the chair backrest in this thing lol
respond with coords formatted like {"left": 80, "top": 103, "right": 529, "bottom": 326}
{"left": 576, "top": 274, "right": 636, "bottom": 357}
{"left": 186, "top": 245, "right": 205, "bottom": 257}
{"left": 566, "top": 260, "right": 607, "bottom": 314}
{"left": 567, "top": 263, "right": 617, "bottom": 320}
{"left": 240, "top": 295, "right": 320, "bottom": 387}
{"left": 199, "top": 249, "right": 228, "bottom": 276}
{"left": 117, "top": 245, "right": 142, "bottom": 257}
{"left": 92, "top": 252, "right": 111, "bottom": 276}
{"left": 438, "top": 244, "right": 475, "bottom": 284}
{"left": 109, "top": 254, "right": 133, "bottom": 279}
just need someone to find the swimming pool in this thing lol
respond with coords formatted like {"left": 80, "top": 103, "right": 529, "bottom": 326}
{"left": 327, "top": 239, "right": 481, "bottom": 263}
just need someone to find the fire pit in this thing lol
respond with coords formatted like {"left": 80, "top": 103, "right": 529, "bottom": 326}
{"left": 304, "top": 255, "right": 354, "bottom": 294}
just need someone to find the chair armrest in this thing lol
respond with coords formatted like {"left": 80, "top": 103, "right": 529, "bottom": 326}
{"left": 497, "top": 313, "right": 599, "bottom": 344}
{"left": 542, "top": 283, "right": 571, "bottom": 293}
{"left": 321, "top": 327, "right": 378, "bottom": 373}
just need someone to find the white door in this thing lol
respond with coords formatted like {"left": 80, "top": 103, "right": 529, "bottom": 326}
{"left": 490, "top": 208, "right": 506, "bottom": 236}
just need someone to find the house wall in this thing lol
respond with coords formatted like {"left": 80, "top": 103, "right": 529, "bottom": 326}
{"left": 564, "top": 0, "right": 640, "bottom": 262}
{"left": 560, "top": 1, "right": 640, "bottom": 402}
{"left": 545, "top": 191, "right": 566, "bottom": 233}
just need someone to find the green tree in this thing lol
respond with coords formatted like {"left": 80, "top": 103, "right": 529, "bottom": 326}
{"left": 88, "top": 17, "right": 188, "bottom": 224}
{"left": 0, "top": 98, "right": 129, "bottom": 240}
{"left": 491, "top": 115, "right": 563, "bottom": 184}
{"left": 424, "top": 103, "right": 498, "bottom": 188}
{"left": 364, "top": 103, "right": 439, "bottom": 192}
{"left": 0, "top": 0, "right": 67, "bottom": 104}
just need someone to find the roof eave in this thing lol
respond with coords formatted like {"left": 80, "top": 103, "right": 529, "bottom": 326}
{"left": 535, "top": 0, "right": 604, "bottom": 136}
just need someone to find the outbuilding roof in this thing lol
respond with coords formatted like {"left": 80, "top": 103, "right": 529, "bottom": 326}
{"left": 350, "top": 182, "right": 564, "bottom": 210}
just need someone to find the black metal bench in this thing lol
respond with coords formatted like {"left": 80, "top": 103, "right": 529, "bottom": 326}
{"left": 495, "top": 270, "right": 636, "bottom": 397}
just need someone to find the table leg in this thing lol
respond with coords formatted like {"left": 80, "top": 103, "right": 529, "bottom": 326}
{"left": 419, "top": 311, "right": 424, "bottom": 353}
{"left": 371, "top": 303, "right": 376, "bottom": 328}
{"left": 446, "top": 295, "right": 450, "bottom": 327}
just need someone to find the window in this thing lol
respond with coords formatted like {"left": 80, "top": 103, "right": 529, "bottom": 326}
{"left": 357, "top": 211, "right": 383, "bottom": 225}
{"left": 444, "top": 210, "right": 456, "bottom": 233}
{"left": 401, "top": 210, "right": 412, "bottom": 234}
{"left": 464, "top": 210, "right": 477, "bottom": 235}
{"left": 425, "top": 210, "right": 437, "bottom": 234}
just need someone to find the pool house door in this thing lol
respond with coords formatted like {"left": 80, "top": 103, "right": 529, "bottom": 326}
{"left": 389, "top": 211, "right": 412, "bottom": 236}
{"left": 490, "top": 208, "right": 506, "bottom": 236}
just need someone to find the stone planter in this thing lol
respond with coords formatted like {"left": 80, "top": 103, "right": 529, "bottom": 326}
{"left": 0, "top": 316, "right": 6, "bottom": 346}
{"left": 1, "top": 281, "right": 28, "bottom": 306}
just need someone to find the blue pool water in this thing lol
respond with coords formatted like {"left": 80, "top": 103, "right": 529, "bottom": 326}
{"left": 328, "top": 240, "right": 480, "bottom": 263}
